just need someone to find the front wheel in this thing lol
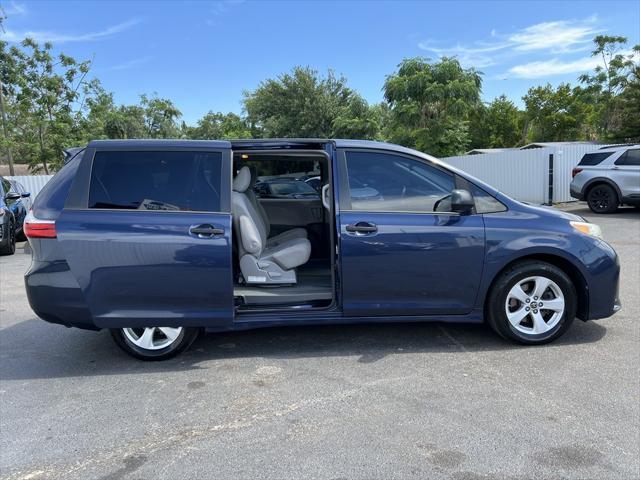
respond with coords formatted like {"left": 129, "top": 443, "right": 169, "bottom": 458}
{"left": 111, "top": 327, "right": 200, "bottom": 360}
{"left": 486, "top": 261, "right": 577, "bottom": 345}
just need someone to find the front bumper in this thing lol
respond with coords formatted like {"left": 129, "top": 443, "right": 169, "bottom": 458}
{"left": 584, "top": 239, "right": 621, "bottom": 320}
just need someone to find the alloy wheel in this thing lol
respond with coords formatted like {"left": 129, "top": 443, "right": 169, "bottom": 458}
{"left": 589, "top": 186, "right": 612, "bottom": 212}
{"left": 122, "top": 327, "right": 183, "bottom": 350}
{"left": 504, "top": 276, "right": 565, "bottom": 335}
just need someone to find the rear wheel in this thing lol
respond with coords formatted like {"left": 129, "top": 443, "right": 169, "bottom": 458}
{"left": 486, "top": 261, "right": 576, "bottom": 345}
{"left": 586, "top": 183, "right": 618, "bottom": 214}
{"left": 110, "top": 327, "right": 200, "bottom": 360}
{"left": 0, "top": 222, "right": 16, "bottom": 256}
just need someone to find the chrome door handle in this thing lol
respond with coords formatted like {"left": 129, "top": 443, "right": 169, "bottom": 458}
{"left": 189, "top": 224, "right": 224, "bottom": 238}
{"left": 345, "top": 222, "right": 378, "bottom": 234}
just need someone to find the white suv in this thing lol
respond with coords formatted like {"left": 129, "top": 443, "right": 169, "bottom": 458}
{"left": 570, "top": 145, "right": 640, "bottom": 213}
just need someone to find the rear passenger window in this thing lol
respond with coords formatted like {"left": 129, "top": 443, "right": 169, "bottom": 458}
{"left": 578, "top": 152, "right": 612, "bottom": 166}
{"left": 615, "top": 149, "right": 640, "bottom": 166}
{"left": 89, "top": 151, "right": 222, "bottom": 212}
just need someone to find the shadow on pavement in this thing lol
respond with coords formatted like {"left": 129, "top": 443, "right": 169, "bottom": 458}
{"left": 0, "top": 316, "right": 607, "bottom": 381}
{"left": 560, "top": 203, "right": 640, "bottom": 218}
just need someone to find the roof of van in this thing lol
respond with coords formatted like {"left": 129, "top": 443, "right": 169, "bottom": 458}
{"left": 87, "top": 138, "right": 408, "bottom": 152}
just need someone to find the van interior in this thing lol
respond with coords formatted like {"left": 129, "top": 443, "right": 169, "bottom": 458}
{"left": 231, "top": 150, "right": 335, "bottom": 311}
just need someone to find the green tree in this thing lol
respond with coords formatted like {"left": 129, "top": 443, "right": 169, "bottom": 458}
{"left": 332, "top": 96, "right": 383, "bottom": 140}
{"left": 138, "top": 94, "right": 181, "bottom": 138}
{"left": 609, "top": 45, "right": 640, "bottom": 142}
{"left": 469, "top": 95, "right": 523, "bottom": 148}
{"left": 187, "top": 111, "right": 251, "bottom": 139}
{"left": 243, "top": 66, "right": 378, "bottom": 139}
{"left": 523, "top": 83, "right": 591, "bottom": 142}
{"left": 383, "top": 57, "right": 482, "bottom": 156}
{"left": 4, "top": 38, "right": 94, "bottom": 172}
{"left": 579, "top": 35, "right": 638, "bottom": 137}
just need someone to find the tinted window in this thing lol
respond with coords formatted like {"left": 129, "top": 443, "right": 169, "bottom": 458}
{"left": 578, "top": 152, "right": 612, "bottom": 166}
{"left": 344, "top": 151, "right": 455, "bottom": 212}
{"left": 615, "top": 149, "right": 640, "bottom": 166}
{"left": 89, "top": 151, "right": 222, "bottom": 212}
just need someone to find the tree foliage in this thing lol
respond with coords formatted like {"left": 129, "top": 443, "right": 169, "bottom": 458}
{"left": 185, "top": 111, "right": 251, "bottom": 140}
{"left": 1, "top": 32, "right": 638, "bottom": 173}
{"left": 523, "top": 83, "right": 592, "bottom": 142}
{"left": 470, "top": 95, "right": 524, "bottom": 148}
{"left": 243, "top": 66, "right": 380, "bottom": 139}
{"left": 383, "top": 57, "right": 482, "bottom": 156}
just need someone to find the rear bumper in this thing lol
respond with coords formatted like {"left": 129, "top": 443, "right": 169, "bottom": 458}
{"left": 570, "top": 185, "right": 585, "bottom": 201}
{"left": 25, "top": 260, "right": 98, "bottom": 331}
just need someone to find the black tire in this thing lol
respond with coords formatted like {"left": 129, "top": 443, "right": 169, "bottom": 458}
{"left": 486, "top": 261, "right": 577, "bottom": 345}
{"left": 110, "top": 327, "right": 200, "bottom": 360}
{"left": 15, "top": 227, "right": 27, "bottom": 242}
{"left": 586, "top": 183, "right": 618, "bottom": 214}
{"left": 0, "top": 222, "right": 16, "bottom": 256}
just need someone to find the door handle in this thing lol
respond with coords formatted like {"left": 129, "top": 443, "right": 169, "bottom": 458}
{"left": 189, "top": 224, "right": 224, "bottom": 238}
{"left": 345, "top": 222, "right": 378, "bottom": 234}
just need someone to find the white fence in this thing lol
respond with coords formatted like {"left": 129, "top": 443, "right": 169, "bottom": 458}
{"left": 6, "top": 175, "right": 53, "bottom": 199}
{"left": 442, "top": 144, "right": 600, "bottom": 204}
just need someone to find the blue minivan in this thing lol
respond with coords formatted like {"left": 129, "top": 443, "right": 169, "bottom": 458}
{"left": 24, "top": 139, "right": 621, "bottom": 360}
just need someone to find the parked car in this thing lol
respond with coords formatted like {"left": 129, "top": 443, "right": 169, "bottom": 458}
{"left": 570, "top": 145, "right": 640, "bottom": 213}
{"left": 24, "top": 139, "right": 620, "bottom": 360}
{"left": 1, "top": 176, "right": 31, "bottom": 255}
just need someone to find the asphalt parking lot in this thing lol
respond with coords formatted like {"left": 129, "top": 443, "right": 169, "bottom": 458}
{"left": 1, "top": 204, "right": 638, "bottom": 480}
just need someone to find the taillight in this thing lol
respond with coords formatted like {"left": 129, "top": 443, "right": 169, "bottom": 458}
{"left": 572, "top": 167, "right": 583, "bottom": 178}
{"left": 24, "top": 210, "right": 57, "bottom": 238}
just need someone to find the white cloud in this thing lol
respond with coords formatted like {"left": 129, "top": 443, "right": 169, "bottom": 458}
{"left": 2, "top": 1, "right": 27, "bottom": 15}
{"left": 418, "top": 16, "right": 602, "bottom": 69}
{"left": 3, "top": 18, "right": 140, "bottom": 43}
{"left": 507, "top": 57, "right": 600, "bottom": 78}
{"left": 508, "top": 49, "right": 639, "bottom": 78}
{"left": 105, "top": 56, "right": 154, "bottom": 71}
{"left": 508, "top": 17, "right": 600, "bottom": 53}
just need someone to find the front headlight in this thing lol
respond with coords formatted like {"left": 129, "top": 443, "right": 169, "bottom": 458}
{"left": 570, "top": 221, "right": 603, "bottom": 239}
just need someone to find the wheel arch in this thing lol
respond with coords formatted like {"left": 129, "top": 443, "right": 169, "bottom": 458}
{"left": 484, "top": 253, "right": 589, "bottom": 321}
{"left": 583, "top": 177, "right": 622, "bottom": 202}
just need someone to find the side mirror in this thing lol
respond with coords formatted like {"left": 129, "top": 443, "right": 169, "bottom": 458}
{"left": 450, "top": 189, "right": 474, "bottom": 215}
{"left": 4, "top": 192, "right": 21, "bottom": 201}
{"left": 21, "top": 192, "right": 31, "bottom": 198}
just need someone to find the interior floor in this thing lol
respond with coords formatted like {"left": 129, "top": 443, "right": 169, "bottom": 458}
{"left": 234, "top": 264, "right": 333, "bottom": 307}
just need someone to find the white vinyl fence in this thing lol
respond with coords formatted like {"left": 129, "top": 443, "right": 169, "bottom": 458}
{"left": 442, "top": 144, "right": 601, "bottom": 204}
{"left": 7, "top": 175, "right": 54, "bottom": 199}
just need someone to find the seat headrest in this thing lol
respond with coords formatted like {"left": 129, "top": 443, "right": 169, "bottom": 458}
{"left": 233, "top": 166, "right": 251, "bottom": 193}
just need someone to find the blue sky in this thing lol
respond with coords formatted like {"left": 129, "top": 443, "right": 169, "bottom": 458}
{"left": 2, "top": 0, "right": 639, "bottom": 123}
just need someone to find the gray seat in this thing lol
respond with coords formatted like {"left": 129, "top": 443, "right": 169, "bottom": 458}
{"left": 246, "top": 167, "right": 308, "bottom": 247}
{"left": 232, "top": 167, "right": 311, "bottom": 285}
